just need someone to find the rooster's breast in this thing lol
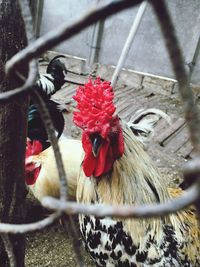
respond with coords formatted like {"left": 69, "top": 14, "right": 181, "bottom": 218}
{"left": 79, "top": 215, "right": 195, "bottom": 267}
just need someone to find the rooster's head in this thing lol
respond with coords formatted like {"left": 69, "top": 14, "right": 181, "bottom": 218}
{"left": 25, "top": 140, "right": 43, "bottom": 185}
{"left": 73, "top": 77, "right": 124, "bottom": 178}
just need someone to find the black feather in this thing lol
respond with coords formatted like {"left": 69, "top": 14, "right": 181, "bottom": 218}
{"left": 36, "top": 55, "right": 68, "bottom": 98}
{"left": 27, "top": 55, "right": 67, "bottom": 149}
{"left": 27, "top": 101, "right": 65, "bottom": 150}
{"left": 46, "top": 55, "right": 67, "bottom": 91}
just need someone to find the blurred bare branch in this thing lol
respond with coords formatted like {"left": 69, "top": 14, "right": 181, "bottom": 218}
{"left": 0, "top": 212, "right": 61, "bottom": 234}
{"left": 0, "top": 61, "right": 37, "bottom": 103}
{"left": 41, "top": 185, "right": 199, "bottom": 219}
{"left": 1, "top": 234, "right": 16, "bottom": 267}
{"left": 31, "top": 91, "right": 68, "bottom": 200}
{"left": 151, "top": 0, "right": 200, "bottom": 152}
{"left": 0, "top": 184, "right": 197, "bottom": 235}
{"left": 63, "top": 216, "right": 85, "bottom": 267}
{"left": 151, "top": 0, "right": 200, "bottom": 209}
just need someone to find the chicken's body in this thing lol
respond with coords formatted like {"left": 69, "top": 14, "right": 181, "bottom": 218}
{"left": 73, "top": 78, "right": 200, "bottom": 267}
{"left": 26, "top": 137, "right": 83, "bottom": 201}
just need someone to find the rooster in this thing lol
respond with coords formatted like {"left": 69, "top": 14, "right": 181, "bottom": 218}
{"left": 25, "top": 109, "right": 169, "bottom": 204}
{"left": 27, "top": 57, "right": 169, "bottom": 202}
{"left": 73, "top": 78, "right": 200, "bottom": 267}
{"left": 25, "top": 108, "right": 168, "bottom": 204}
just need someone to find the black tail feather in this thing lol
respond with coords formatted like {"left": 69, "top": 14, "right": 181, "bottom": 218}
{"left": 27, "top": 100, "right": 65, "bottom": 150}
{"left": 28, "top": 55, "right": 67, "bottom": 149}
{"left": 46, "top": 55, "right": 68, "bottom": 91}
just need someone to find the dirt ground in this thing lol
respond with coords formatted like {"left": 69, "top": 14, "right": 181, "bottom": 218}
{"left": 25, "top": 194, "right": 95, "bottom": 267}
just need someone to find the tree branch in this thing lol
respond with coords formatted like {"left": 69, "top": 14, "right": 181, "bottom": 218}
{"left": 41, "top": 184, "right": 199, "bottom": 219}
{"left": 0, "top": 61, "right": 37, "bottom": 103}
{"left": 151, "top": 0, "right": 200, "bottom": 211}
{"left": 1, "top": 234, "right": 16, "bottom": 267}
{"left": 0, "top": 211, "right": 61, "bottom": 234}
{"left": 151, "top": 0, "right": 200, "bottom": 153}
{"left": 31, "top": 91, "right": 68, "bottom": 200}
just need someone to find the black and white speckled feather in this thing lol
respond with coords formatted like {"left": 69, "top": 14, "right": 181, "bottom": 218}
{"left": 79, "top": 215, "right": 195, "bottom": 267}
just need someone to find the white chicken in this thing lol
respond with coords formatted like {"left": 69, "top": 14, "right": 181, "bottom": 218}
{"left": 25, "top": 136, "right": 83, "bottom": 201}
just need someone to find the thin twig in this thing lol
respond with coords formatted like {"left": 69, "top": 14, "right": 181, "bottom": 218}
{"left": 17, "top": 0, "right": 68, "bottom": 201}
{"left": 18, "top": 2, "right": 81, "bottom": 261}
{"left": 0, "top": 211, "right": 61, "bottom": 234}
{"left": 1, "top": 234, "right": 16, "bottom": 267}
{"left": 31, "top": 91, "right": 84, "bottom": 264}
{"left": 183, "top": 157, "right": 200, "bottom": 177}
{"left": 0, "top": 181, "right": 197, "bottom": 235}
{"left": 63, "top": 216, "right": 85, "bottom": 267}
{"left": 0, "top": 60, "right": 37, "bottom": 103}
{"left": 31, "top": 91, "right": 68, "bottom": 200}
{"left": 151, "top": 0, "right": 200, "bottom": 210}
{"left": 17, "top": 0, "right": 68, "bottom": 200}
{"left": 42, "top": 184, "right": 199, "bottom": 219}
{"left": 151, "top": 0, "right": 200, "bottom": 152}
{"left": 6, "top": 0, "right": 143, "bottom": 76}
{"left": 30, "top": 92, "right": 83, "bottom": 263}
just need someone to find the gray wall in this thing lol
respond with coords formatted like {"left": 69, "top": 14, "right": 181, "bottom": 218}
{"left": 40, "top": 0, "right": 200, "bottom": 84}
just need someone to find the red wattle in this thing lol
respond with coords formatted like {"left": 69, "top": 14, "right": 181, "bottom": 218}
{"left": 83, "top": 152, "right": 96, "bottom": 177}
{"left": 25, "top": 164, "right": 41, "bottom": 185}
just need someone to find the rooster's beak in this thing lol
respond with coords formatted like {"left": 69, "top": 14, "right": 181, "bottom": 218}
{"left": 92, "top": 135, "right": 103, "bottom": 157}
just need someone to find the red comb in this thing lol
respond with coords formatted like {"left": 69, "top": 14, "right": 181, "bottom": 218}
{"left": 73, "top": 77, "right": 116, "bottom": 138}
{"left": 26, "top": 140, "right": 43, "bottom": 158}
